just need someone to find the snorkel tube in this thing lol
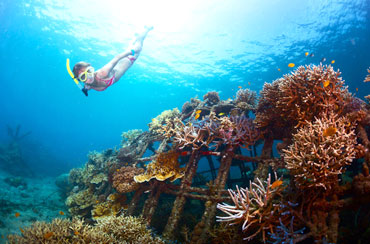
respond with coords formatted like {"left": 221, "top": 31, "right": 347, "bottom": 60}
{"left": 66, "top": 58, "right": 88, "bottom": 96}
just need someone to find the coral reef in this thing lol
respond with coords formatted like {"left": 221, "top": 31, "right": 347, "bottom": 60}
{"left": 134, "top": 151, "right": 185, "bottom": 183}
{"left": 59, "top": 64, "right": 369, "bottom": 244}
{"left": 217, "top": 174, "right": 285, "bottom": 241}
{"left": 112, "top": 166, "right": 144, "bottom": 193}
{"left": 255, "top": 64, "right": 351, "bottom": 133}
{"left": 148, "top": 108, "right": 180, "bottom": 135}
{"left": 364, "top": 68, "right": 370, "bottom": 82}
{"left": 7, "top": 215, "right": 165, "bottom": 244}
{"left": 283, "top": 112, "right": 357, "bottom": 190}
{"left": 121, "top": 129, "right": 143, "bottom": 147}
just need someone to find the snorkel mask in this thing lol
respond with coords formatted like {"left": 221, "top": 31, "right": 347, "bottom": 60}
{"left": 78, "top": 66, "right": 95, "bottom": 82}
{"left": 66, "top": 58, "right": 89, "bottom": 96}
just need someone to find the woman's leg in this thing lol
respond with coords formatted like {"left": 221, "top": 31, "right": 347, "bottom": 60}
{"left": 113, "top": 26, "right": 153, "bottom": 82}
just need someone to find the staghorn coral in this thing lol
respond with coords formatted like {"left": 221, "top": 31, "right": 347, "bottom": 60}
{"left": 216, "top": 173, "right": 285, "bottom": 242}
{"left": 7, "top": 215, "right": 165, "bottom": 244}
{"left": 112, "top": 166, "right": 144, "bottom": 193}
{"left": 283, "top": 112, "right": 357, "bottom": 190}
{"left": 148, "top": 108, "right": 180, "bottom": 135}
{"left": 255, "top": 64, "right": 351, "bottom": 130}
{"left": 134, "top": 151, "right": 185, "bottom": 183}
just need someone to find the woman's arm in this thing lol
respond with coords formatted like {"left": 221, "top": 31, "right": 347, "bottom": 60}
{"left": 96, "top": 50, "right": 132, "bottom": 77}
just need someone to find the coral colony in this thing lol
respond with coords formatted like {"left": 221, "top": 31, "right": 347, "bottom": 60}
{"left": 6, "top": 65, "right": 370, "bottom": 243}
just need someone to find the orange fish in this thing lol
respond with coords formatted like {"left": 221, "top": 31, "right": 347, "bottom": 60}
{"left": 288, "top": 63, "right": 295, "bottom": 68}
{"left": 44, "top": 232, "right": 54, "bottom": 239}
{"left": 331, "top": 60, "right": 335, "bottom": 64}
{"left": 323, "top": 80, "right": 330, "bottom": 87}
{"left": 238, "top": 86, "right": 242, "bottom": 89}
{"left": 74, "top": 231, "right": 80, "bottom": 235}
{"left": 195, "top": 110, "right": 202, "bottom": 114}
{"left": 20, "top": 227, "right": 24, "bottom": 233}
{"left": 305, "top": 52, "right": 309, "bottom": 56}
{"left": 59, "top": 211, "right": 64, "bottom": 216}
{"left": 15, "top": 212, "right": 20, "bottom": 218}
{"left": 356, "top": 88, "right": 358, "bottom": 92}
{"left": 323, "top": 127, "right": 337, "bottom": 137}
{"left": 271, "top": 180, "right": 283, "bottom": 189}
{"left": 195, "top": 113, "right": 200, "bottom": 120}
{"left": 277, "top": 68, "right": 281, "bottom": 71}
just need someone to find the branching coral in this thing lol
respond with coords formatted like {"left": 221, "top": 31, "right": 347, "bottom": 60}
{"left": 283, "top": 112, "right": 357, "bottom": 190}
{"left": 161, "top": 112, "right": 260, "bottom": 151}
{"left": 203, "top": 91, "right": 220, "bottom": 106}
{"left": 255, "top": 64, "right": 351, "bottom": 130}
{"left": 7, "top": 215, "right": 165, "bottom": 244}
{"left": 134, "top": 151, "right": 185, "bottom": 183}
{"left": 112, "top": 166, "right": 145, "bottom": 193}
{"left": 216, "top": 174, "right": 285, "bottom": 242}
{"left": 364, "top": 68, "right": 370, "bottom": 82}
{"left": 148, "top": 108, "right": 180, "bottom": 135}
{"left": 235, "top": 88, "right": 257, "bottom": 112}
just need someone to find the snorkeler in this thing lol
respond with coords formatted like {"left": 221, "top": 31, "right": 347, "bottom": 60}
{"left": 68, "top": 26, "right": 153, "bottom": 96}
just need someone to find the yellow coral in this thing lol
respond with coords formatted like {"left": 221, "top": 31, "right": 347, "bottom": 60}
{"left": 134, "top": 151, "right": 185, "bottom": 183}
{"left": 148, "top": 108, "right": 180, "bottom": 134}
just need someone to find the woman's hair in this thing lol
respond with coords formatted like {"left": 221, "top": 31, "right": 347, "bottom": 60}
{"left": 72, "top": 61, "right": 91, "bottom": 79}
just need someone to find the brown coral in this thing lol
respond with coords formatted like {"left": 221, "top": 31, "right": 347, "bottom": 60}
{"left": 203, "top": 91, "right": 220, "bottom": 106}
{"left": 112, "top": 166, "right": 144, "bottom": 193}
{"left": 283, "top": 112, "right": 357, "bottom": 190}
{"left": 255, "top": 64, "right": 351, "bottom": 130}
{"left": 7, "top": 215, "right": 165, "bottom": 244}
{"left": 364, "top": 68, "right": 370, "bottom": 82}
{"left": 134, "top": 151, "right": 185, "bottom": 183}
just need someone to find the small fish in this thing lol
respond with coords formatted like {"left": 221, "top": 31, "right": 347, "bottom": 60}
{"left": 277, "top": 68, "right": 281, "bottom": 71}
{"left": 125, "top": 163, "right": 128, "bottom": 166}
{"left": 44, "top": 232, "right": 54, "bottom": 239}
{"left": 321, "top": 57, "right": 326, "bottom": 62}
{"left": 248, "top": 82, "right": 251, "bottom": 85}
{"left": 323, "top": 80, "right": 330, "bottom": 87}
{"left": 356, "top": 88, "right": 358, "bottom": 92}
{"left": 331, "top": 60, "right": 335, "bottom": 64}
{"left": 218, "top": 113, "right": 225, "bottom": 116}
{"left": 74, "top": 231, "right": 80, "bottom": 235}
{"left": 20, "top": 227, "right": 24, "bottom": 233}
{"left": 238, "top": 86, "right": 242, "bottom": 89}
{"left": 347, "top": 122, "right": 351, "bottom": 127}
{"left": 271, "top": 180, "right": 283, "bottom": 189}
{"left": 309, "top": 53, "right": 314, "bottom": 57}
{"left": 195, "top": 113, "right": 200, "bottom": 120}
{"left": 144, "top": 190, "right": 151, "bottom": 193}
{"left": 195, "top": 110, "right": 202, "bottom": 114}
{"left": 180, "top": 151, "right": 188, "bottom": 156}
{"left": 323, "top": 127, "right": 337, "bottom": 137}
{"left": 15, "top": 212, "right": 20, "bottom": 218}
{"left": 151, "top": 118, "right": 156, "bottom": 122}
{"left": 95, "top": 200, "right": 99, "bottom": 204}
{"left": 116, "top": 169, "right": 120, "bottom": 172}
{"left": 188, "top": 122, "right": 192, "bottom": 126}
{"left": 59, "top": 211, "right": 64, "bottom": 216}
{"left": 305, "top": 52, "right": 309, "bottom": 56}
{"left": 288, "top": 63, "right": 295, "bottom": 68}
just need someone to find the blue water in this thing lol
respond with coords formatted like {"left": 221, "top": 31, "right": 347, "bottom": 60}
{"left": 0, "top": 0, "right": 369, "bottom": 176}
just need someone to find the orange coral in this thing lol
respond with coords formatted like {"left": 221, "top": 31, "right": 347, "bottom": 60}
{"left": 112, "top": 166, "right": 144, "bottom": 193}
{"left": 283, "top": 112, "right": 357, "bottom": 190}
{"left": 134, "top": 151, "right": 185, "bottom": 183}
{"left": 364, "top": 68, "right": 370, "bottom": 82}
{"left": 255, "top": 64, "right": 351, "bottom": 130}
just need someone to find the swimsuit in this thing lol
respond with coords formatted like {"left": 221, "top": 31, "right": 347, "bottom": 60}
{"left": 84, "top": 74, "right": 115, "bottom": 91}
